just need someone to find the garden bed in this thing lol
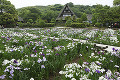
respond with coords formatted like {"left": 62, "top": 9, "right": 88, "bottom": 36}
{"left": 0, "top": 28, "right": 120, "bottom": 80}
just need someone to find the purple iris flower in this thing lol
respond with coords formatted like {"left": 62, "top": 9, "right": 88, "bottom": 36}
{"left": 112, "top": 48, "right": 115, "bottom": 51}
{"left": 102, "top": 53, "right": 104, "bottom": 55}
{"left": 98, "top": 52, "right": 100, "bottom": 54}
{"left": 96, "top": 70, "right": 101, "bottom": 73}
{"left": 115, "top": 49, "right": 118, "bottom": 52}
{"left": 55, "top": 53, "right": 59, "bottom": 55}
{"left": 85, "top": 68, "right": 90, "bottom": 72}
{"left": 4, "top": 68, "right": 9, "bottom": 72}
{"left": 14, "top": 60, "right": 18, "bottom": 63}
{"left": 0, "top": 75, "right": 6, "bottom": 79}
{"left": 25, "top": 42, "right": 28, "bottom": 44}
{"left": 34, "top": 50, "right": 37, "bottom": 53}
{"left": 41, "top": 65, "right": 45, "bottom": 68}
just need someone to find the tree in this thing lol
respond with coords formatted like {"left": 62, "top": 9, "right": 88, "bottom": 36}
{"left": 41, "top": 10, "right": 57, "bottom": 22}
{"left": 67, "top": 2, "right": 74, "bottom": 7}
{"left": 35, "top": 18, "right": 45, "bottom": 27}
{"left": 72, "top": 15, "right": 76, "bottom": 22}
{"left": 28, "top": 19, "right": 33, "bottom": 23}
{"left": 50, "top": 4, "right": 63, "bottom": 11}
{"left": 0, "top": 0, "right": 18, "bottom": 27}
{"left": 19, "top": 7, "right": 41, "bottom": 22}
{"left": 107, "top": 6, "right": 120, "bottom": 22}
{"left": 81, "top": 13, "right": 87, "bottom": 21}
{"left": 113, "top": 0, "right": 120, "bottom": 6}
{"left": 91, "top": 4, "right": 110, "bottom": 26}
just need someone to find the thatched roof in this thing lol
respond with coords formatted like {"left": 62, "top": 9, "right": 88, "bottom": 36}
{"left": 56, "top": 4, "right": 77, "bottom": 20}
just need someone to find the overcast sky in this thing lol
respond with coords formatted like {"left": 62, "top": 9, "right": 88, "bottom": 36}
{"left": 7, "top": 0, "right": 114, "bottom": 9}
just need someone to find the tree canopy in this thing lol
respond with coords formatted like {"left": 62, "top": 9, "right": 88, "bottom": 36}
{"left": 16, "top": 1, "right": 120, "bottom": 27}
{"left": 113, "top": 0, "right": 120, "bottom": 6}
{"left": 0, "top": 0, "right": 18, "bottom": 27}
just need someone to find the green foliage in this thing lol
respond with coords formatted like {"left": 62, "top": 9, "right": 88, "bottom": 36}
{"left": 107, "top": 6, "right": 120, "bottom": 23}
{"left": 41, "top": 10, "right": 58, "bottom": 22}
{"left": 17, "top": 22, "right": 24, "bottom": 27}
{"left": 50, "top": 18, "right": 56, "bottom": 23}
{"left": 26, "top": 22, "right": 31, "bottom": 27}
{"left": 91, "top": 4, "right": 111, "bottom": 26}
{"left": 84, "top": 22, "right": 91, "bottom": 27}
{"left": 95, "top": 22, "right": 102, "bottom": 27}
{"left": 37, "top": 20, "right": 45, "bottom": 27}
{"left": 45, "top": 23, "right": 55, "bottom": 27}
{"left": 28, "top": 19, "right": 33, "bottom": 23}
{"left": 81, "top": 13, "right": 87, "bottom": 21}
{"left": 18, "top": 7, "right": 41, "bottom": 22}
{"left": 65, "top": 16, "right": 72, "bottom": 21}
{"left": 65, "top": 20, "right": 73, "bottom": 27}
{"left": 58, "top": 18, "right": 63, "bottom": 23}
{"left": 0, "top": 0, "right": 18, "bottom": 27}
{"left": 70, "top": 23, "right": 85, "bottom": 28}
{"left": 16, "top": 3, "right": 120, "bottom": 28}
{"left": 113, "top": 0, "right": 120, "bottom": 6}
{"left": 49, "top": 4, "right": 63, "bottom": 11}
{"left": 67, "top": 2, "right": 74, "bottom": 7}
{"left": 72, "top": 15, "right": 77, "bottom": 22}
{"left": 76, "top": 18, "right": 82, "bottom": 23}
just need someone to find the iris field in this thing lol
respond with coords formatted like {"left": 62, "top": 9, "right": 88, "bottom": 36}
{"left": 0, "top": 28, "right": 120, "bottom": 80}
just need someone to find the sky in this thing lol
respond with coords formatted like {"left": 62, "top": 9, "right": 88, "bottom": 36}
{"left": 7, "top": 0, "right": 114, "bottom": 9}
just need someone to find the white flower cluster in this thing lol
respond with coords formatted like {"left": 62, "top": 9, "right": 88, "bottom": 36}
{"left": 5, "top": 46, "right": 23, "bottom": 53}
{"left": 59, "top": 61, "right": 106, "bottom": 80}
{"left": 59, "top": 63, "right": 82, "bottom": 79}
{"left": 67, "top": 42, "right": 76, "bottom": 49}
{"left": 2, "top": 59, "right": 22, "bottom": 66}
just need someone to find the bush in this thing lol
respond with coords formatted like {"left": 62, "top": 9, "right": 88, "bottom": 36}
{"left": 84, "top": 22, "right": 91, "bottom": 27}
{"left": 70, "top": 23, "right": 85, "bottom": 28}
{"left": 45, "top": 23, "right": 55, "bottom": 27}
{"left": 50, "top": 18, "right": 56, "bottom": 23}
{"left": 6, "top": 23, "right": 16, "bottom": 28}
{"left": 95, "top": 22, "right": 102, "bottom": 27}
{"left": 65, "top": 20, "right": 73, "bottom": 27}
{"left": 65, "top": 16, "right": 72, "bottom": 21}
{"left": 76, "top": 18, "right": 82, "bottom": 23}
{"left": 18, "top": 22, "right": 55, "bottom": 28}
{"left": 18, "top": 22, "right": 25, "bottom": 27}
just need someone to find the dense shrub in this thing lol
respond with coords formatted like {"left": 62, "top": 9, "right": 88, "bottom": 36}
{"left": 65, "top": 20, "right": 73, "bottom": 27}
{"left": 18, "top": 22, "right": 55, "bottom": 27}
{"left": 95, "top": 22, "right": 102, "bottom": 27}
{"left": 18, "top": 22, "right": 26, "bottom": 27}
{"left": 65, "top": 16, "right": 72, "bottom": 21}
{"left": 50, "top": 18, "right": 56, "bottom": 23}
{"left": 6, "top": 23, "right": 16, "bottom": 28}
{"left": 45, "top": 23, "right": 55, "bottom": 27}
{"left": 76, "top": 18, "right": 82, "bottom": 23}
{"left": 70, "top": 23, "right": 85, "bottom": 28}
{"left": 84, "top": 22, "right": 91, "bottom": 27}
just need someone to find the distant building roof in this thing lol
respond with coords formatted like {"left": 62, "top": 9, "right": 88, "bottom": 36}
{"left": 18, "top": 16, "right": 23, "bottom": 21}
{"left": 56, "top": 4, "right": 77, "bottom": 20}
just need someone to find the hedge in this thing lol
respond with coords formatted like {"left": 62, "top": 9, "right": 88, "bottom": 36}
{"left": 45, "top": 23, "right": 55, "bottom": 27}
{"left": 70, "top": 23, "right": 85, "bottom": 28}
{"left": 18, "top": 23, "right": 55, "bottom": 28}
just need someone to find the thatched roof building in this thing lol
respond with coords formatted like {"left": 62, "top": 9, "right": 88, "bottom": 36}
{"left": 56, "top": 4, "right": 77, "bottom": 21}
